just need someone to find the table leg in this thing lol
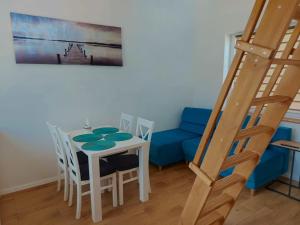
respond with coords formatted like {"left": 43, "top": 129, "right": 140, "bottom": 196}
{"left": 88, "top": 156, "right": 102, "bottom": 223}
{"left": 288, "top": 151, "right": 296, "bottom": 197}
{"left": 138, "top": 143, "right": 149, "bottom": 202}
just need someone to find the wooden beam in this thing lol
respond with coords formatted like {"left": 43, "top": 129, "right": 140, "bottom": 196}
{"left": 212, "top": 174, "right": 245, "bottom": 193}
{"left": 252, "top": 95, "right": 292, "bottom": 106}
{"left": 272, "top": 58, "right": 300, "bottom": 66}
{"left": 221, "top": 151, "right": 259, "bottom": 171}
{"left": 235, "top": 40, "right": 274, "bottom": 59}
{"left": 189, "top": 163, "right": 214, "bottom": 186}
{"left": 235, "top": 126, "right": 274, "bottom": 141}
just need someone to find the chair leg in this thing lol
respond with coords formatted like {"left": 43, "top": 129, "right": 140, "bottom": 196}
{"left": 76, "top": 184, "right": 82, "bottom": 219}
{"left": 68, "top": 178, "right": 73, "bottom": 207}
{"left": 118, "top": 172, "right": 124, "bottom": 206}
{"left": 57, "top": 167, "right": 61, "bottom": 192}
{"left": 63, "top": 169, "right": 69, "bottom": 201}
{"left": 250, "top": 189, "right": 256, "bottom": 197}
{"left": 112, "top": 174, "right": 118, "bottom": 207}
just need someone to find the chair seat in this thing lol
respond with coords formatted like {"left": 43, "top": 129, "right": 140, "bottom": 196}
{"left": 108, "top": 154, "right": 139, "bottom": 171}
{"left": 60, "top": 151, "right": 88, "bottom": 165}
{"left": 79, "top": 160, "right": 116, "bottom": 181}
{"left": 77, "top": 152, "right": 89, "bottom": 164}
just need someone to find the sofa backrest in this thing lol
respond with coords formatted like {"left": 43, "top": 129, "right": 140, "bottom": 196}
{"left": 179, "top": 107, "right": 212, "bottom": 135}
{"left": 272, "top": 126, "right": 292, "bottom": 142}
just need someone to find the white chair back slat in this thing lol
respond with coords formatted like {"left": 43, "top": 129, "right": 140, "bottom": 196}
{"left": 58, "top": 128, "right": 81, "bottom": 182}
{"left": 120, "top": 113, "right": 134, "bottom": 133}
{"left": 136, "top": 117, "right": 154, "bottom": 141}
{"left": 46, "top": 122, "right": 67, "bottom": 165}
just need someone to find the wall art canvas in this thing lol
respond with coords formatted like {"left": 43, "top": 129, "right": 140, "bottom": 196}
{"left": 10, "top": 12, "right": 123, "bottom": 66}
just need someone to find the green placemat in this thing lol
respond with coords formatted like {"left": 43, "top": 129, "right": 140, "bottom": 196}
{"left": 93, "top": 127, "right": 119, "bottom": 135}
{"left": 72, "top": 134, "right": 102, "bottom": 143}
{"left": 104, "top": 132, "right": 133, "bottom": 142}
{"left": 82, "top": 140, "right": 116, "bottom": 151}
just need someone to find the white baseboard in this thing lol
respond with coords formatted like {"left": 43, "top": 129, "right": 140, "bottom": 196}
{"left": 0, "top": 176, "right": 58, "bottom": 196}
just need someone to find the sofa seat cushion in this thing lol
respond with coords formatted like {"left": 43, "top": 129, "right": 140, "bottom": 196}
{"left": 182, "top": 137, "right": 201, "bottom": 162}
{"left": 221, "top": 148, "right": 289, "bottom": 189}
{"left": 150, "top": 129, "right": 198, "bottom": 166}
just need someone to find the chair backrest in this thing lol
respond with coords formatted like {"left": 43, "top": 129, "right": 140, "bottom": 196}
{"left": 120, "top": 113, "right": 134, "bottom": 133}
{"left": 136, "top": 117, "right": 154, "bottom": 142}
{"left": 46, "top": 122, "right": 67, "bottom": 166}
{"left": 57, "top": 128, "right": 81, "bottom": 182}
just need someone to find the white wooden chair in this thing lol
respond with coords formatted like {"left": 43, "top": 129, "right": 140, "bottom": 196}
{"left": 46, "top": 122, "right": 69, "bottom": 201}
{"left": 108, "top": 117, "right": 154, "bottom": 205}
{"left": 119, "top": 113, "right": 134, "bottom": 133}
{"left": 58, "top": 128, "right": 118, "bottom": 219}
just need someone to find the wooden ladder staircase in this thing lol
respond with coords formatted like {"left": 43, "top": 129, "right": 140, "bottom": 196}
{"left": 179, "top": 0, "right": 300, "bottom": 225}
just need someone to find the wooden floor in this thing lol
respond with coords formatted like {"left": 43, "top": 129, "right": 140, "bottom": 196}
{"left": 1, "top": 163, "right": 300, "bottom": 225}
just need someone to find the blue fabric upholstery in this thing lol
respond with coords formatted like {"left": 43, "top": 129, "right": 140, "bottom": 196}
{"left": 150, "top": 129, "right": 198, "bottom": 166}
{"left": 150, "top": 106, "right": 292, "bottom": 192}
{"left": 180, "top": 108, "right": 212, "bottom": 135}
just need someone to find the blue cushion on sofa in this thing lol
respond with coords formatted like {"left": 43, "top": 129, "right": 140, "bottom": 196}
{"left": 150, "top": 129, "right": 198, "bottom": 166}
{"left": 182, "top": 137, "right": 201, "bottom": 162}
{"left": 179, "top": 108, "right": 212, "bottom": 135}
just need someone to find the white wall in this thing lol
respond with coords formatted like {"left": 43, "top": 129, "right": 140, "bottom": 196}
{"left": 192, "top": 0, "right": 300, "bottom": 180}
{"left": 0, "top": 0, "right": 200, "bottom": 194}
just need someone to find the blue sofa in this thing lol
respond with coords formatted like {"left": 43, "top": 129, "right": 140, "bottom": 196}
{"left": 149, "top": 108, "right": 212, "bottom": 167}
{"left": 150, "top": 107, "right": 292, "bottom": 191}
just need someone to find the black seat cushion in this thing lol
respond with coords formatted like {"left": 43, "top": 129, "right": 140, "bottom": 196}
{"left": 108, "top": 154, "right": 139, "bottom": 171}
{"left": 77, "top": 151, "right": 88, "bottom": 165}
{"left": 104, "top": 151, "right": 128, "bottom": 160}
{"left": 79, "top": 160, "right": 116, "bottom": 181}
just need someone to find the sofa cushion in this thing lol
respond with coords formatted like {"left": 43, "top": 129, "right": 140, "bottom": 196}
{"left": 179, "top": 108, "right": 212, "bottom": 135}
{"left": 150, "top": 129, "right": 198, "bottom": 166}
{"left": 182, "top": 137, "right": 201, "bottom": 162}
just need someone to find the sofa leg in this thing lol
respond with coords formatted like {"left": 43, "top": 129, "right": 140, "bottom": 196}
{"left": 158, "top": 166, "right": 163, "bottom": 171}
{"left": 185, "top": 161, "right": 189, "bottom": 165}
{"left": 250, "top": 189, "right": 256, "bottom": 197}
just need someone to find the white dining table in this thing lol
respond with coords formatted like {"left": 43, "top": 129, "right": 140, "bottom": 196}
{"left": 69, "top": 127, "right": 150, "bottom": 223}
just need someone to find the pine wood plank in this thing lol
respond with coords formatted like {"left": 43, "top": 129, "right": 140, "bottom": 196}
{"left": 272, "top": 59, "right": 300, "bottom": 66}
{"left": 252, "top": 95, "right": 292, "bottom": 106}
{"left": 189, "top": 163, "right": 213, "bottom": 187}
{"left": 235, "top": 126, "right": 274, "bottom": 140}
{"left": 235, "top": 21, "right": 300, "bottom": 154}
{"left": 200, "top": 194, "right": 234, "bottom": 217}
{"left": 235, "top": 41, "right": 274, "bottom": 59}
{"left": 197, "top": 211, "right": 224, "bottom": 225}
{"left": 212, "top": 175, "right": 245, "bottom": 193}
{"left": 221, "top": 151, "right": 259, "bottom": 171}
{"left": 192, "top": 0, "right": 267, "bottom": 166}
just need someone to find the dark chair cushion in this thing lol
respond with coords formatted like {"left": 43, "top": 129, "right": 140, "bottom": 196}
{"left": 79, "top": 160, "right": 116, "bottom": 180}
{"left": 108, "top": 154, "right": 139, "bottom": 171}
{"left": 77, "top": 151, "right": 89, "bottom": 165}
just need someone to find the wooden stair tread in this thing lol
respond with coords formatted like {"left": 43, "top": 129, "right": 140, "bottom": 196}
{"left": 221, "top": 151, "right": 259, "bottom": 171}
{"left": 272, "top": 58, "right": 300, "bottom": 66}
{"left": 212, "top": 174, "right": 245, "bottom": 193}
{"left": 235, "top": 125, "right": 274, "bottom": 140}
{"left": 189, "top": 163, "right": 213, "bottom": 186}
{"left": 252, "top": 95, "right": 292, "bottom": 106}
{"left": 200, "top": 194, "right": 234, "bottom": 217}
{"left": 235, "top": 40, "right": 274, "bottom": 59}
{"left": 197, "top": 211, "right": 224, "bottom": 225}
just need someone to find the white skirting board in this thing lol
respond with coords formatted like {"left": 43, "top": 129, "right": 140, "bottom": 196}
{"left": 0, "top": 176, "right": 59, "bottom": 196}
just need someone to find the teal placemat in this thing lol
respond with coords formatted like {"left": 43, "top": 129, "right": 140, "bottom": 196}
{"left": 104, "top": 132, "right": 133, "bottom": 142}
{"left": 93, "top": 127, "right": 119, "bottom": 135}
{"left": 82, "top": 140, "right": 116, "bottom": 151}
{"left": 72, "top": 134, "right": 102, "bottom": 143}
